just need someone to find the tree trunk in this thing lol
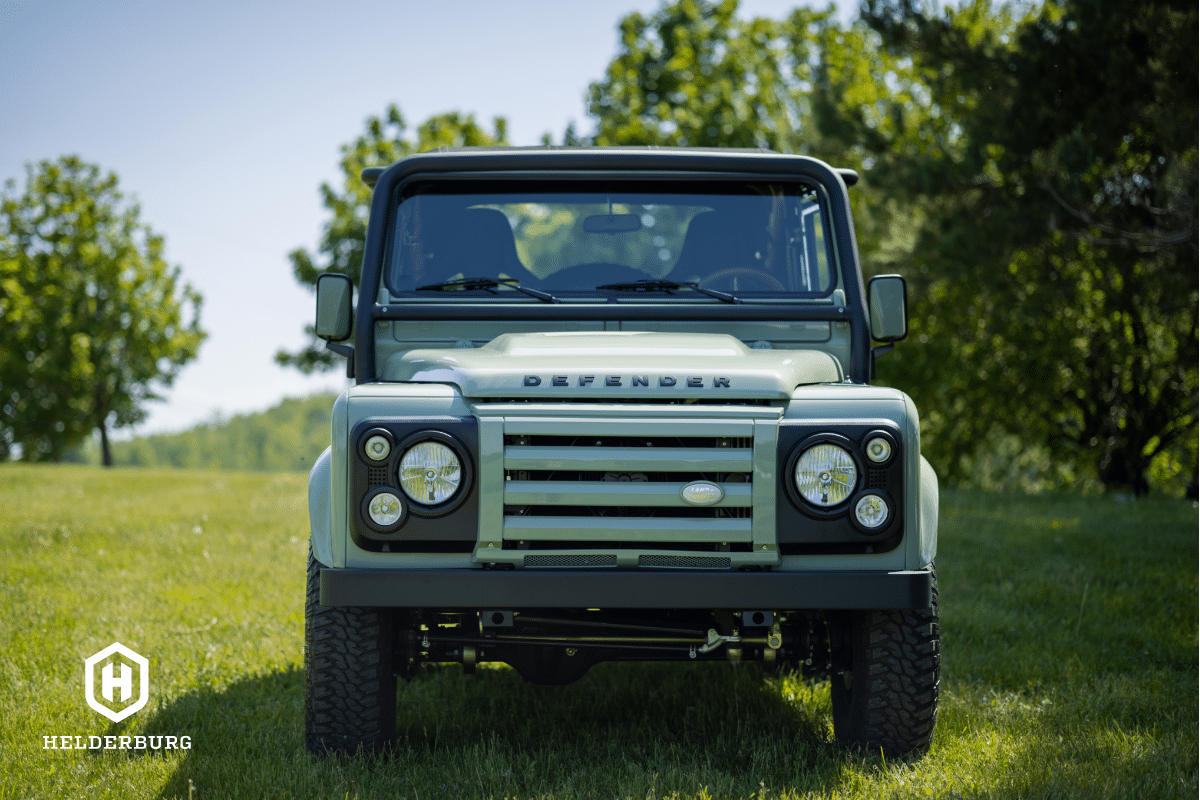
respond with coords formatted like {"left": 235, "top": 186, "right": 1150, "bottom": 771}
{"left": 99, "top": 419, "right": 112, "bottom": 468}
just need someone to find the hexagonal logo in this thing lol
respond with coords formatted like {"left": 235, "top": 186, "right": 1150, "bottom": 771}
{"left": 84, "top": 642, "right": 149, "bottom": 722}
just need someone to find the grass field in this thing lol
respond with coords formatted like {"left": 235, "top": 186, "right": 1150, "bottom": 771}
{"left": 0, "top": 463, "right": 1195, "bottom": 799}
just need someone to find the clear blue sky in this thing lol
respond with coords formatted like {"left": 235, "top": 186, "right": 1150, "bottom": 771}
{"left": 1, "top": 0, "right": 856, "bottom": 437}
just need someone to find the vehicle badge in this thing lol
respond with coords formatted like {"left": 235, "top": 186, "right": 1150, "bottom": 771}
{"left": 680, "top": 481, "right": 724, "bottom": 506}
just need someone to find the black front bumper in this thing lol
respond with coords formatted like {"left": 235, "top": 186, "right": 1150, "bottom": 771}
{"left": 320, "top": 568, "right": 932, "bottom": 610}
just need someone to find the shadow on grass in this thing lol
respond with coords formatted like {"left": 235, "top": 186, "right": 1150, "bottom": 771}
{"left": 138, "top": 661, "right": 870, "bottom": 798}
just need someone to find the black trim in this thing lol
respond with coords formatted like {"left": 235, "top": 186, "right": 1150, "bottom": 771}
{"left": 775, "top": 421, "right": 905, "bottom": 552}
{"left": 372, "top": 303, "right": 850, "bottom": 322}
{"left": 319, "top": 567, "right": 933, "bottom": 610}
{"left": 349, "top": 417, "right": 479, "bottom": 550}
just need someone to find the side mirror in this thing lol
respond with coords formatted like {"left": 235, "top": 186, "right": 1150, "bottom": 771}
{"left": 315, "top": 274, "right": 354, "bottom": 341}
{"left": 867, "top": 274, "right": 908, "bottom": 342}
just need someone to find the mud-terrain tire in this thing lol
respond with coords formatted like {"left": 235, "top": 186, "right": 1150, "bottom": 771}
{"left": 831, "top": 567, "right": 939, "bottom": 758}
{"left": 304, "top": 547, "right": 397, "bottom": 755}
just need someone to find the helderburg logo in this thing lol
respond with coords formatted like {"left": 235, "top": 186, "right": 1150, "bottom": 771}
{"left": 84, "top": 642, "right": 149, "bottom": 722}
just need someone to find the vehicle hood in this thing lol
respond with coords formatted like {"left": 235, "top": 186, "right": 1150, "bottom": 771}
{"left": 381, "top": 331, "right": 843, "bottom": 399}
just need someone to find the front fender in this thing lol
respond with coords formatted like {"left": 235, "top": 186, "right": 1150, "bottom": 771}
{"left": 308, "top": 446, "right": 335, "bottom": 567}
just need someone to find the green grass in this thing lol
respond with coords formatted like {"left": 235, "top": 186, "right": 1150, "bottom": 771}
{"left": 1, "top": 463, "right": 1195, "bottom": 799}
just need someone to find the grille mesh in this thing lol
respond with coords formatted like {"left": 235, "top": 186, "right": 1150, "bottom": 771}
{"left": 638, "top": 555, "right": 732, "bottom": 569}
{"left": 868, "top": 469, "right": 887, "bottom": 489}
{"left": 523, "top": 554, "right": 618, "bottom": 568}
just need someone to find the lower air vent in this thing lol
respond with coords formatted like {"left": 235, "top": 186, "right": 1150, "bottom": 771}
{"left": 868, "top": 469, "right": 887, "bottom": 489}
{"left": 523, "top": 554, "right": 618, "bottom": 568}
{"left": 638, "top": 555, "right": 732, "bottom": 569}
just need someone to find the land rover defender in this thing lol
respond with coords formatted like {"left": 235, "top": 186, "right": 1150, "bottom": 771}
{"left": 305, "top": 147, "right": 940, "bottom": 757}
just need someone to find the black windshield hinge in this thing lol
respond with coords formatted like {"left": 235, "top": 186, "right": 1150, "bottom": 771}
{"left": 870, "top": 343, "right": 895, "bottom": 381}
{"left": 325, "top": 342, "right": 355, "bottom": 379}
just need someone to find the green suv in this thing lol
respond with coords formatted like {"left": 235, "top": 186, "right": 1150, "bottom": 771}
{"left": 306, "top": 147, "right": 940, "bottom": 757}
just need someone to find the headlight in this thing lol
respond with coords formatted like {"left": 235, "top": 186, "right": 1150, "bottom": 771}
{"left": 794, "top": 443, "right": 858, "bottom": 506}
{"left": 399, "top": 441, "right": 463, "bottom": 505}
{"left": 853, "top": 492, "right": 890, "bottom": 529}
{"left": 365, "top": 490, "right": 405, "bottom": 528}
{"left": 864, "top": 436, "right": 892, "bottom": 464}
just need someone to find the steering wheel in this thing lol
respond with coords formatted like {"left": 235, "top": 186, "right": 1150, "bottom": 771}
{"left": 699, "top": 268, "right": 786, "bottom": 292}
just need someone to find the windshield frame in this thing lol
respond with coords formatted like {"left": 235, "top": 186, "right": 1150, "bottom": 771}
{"left": 383, "top": 178, "right": 840, "bottom": 302}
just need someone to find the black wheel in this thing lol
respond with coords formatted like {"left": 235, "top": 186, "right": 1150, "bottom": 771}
{"left": 830, "top": 567, "right": 939, "bottom": 758}
{"left": 304, "top": 547, "right": 397, "bottom": 755}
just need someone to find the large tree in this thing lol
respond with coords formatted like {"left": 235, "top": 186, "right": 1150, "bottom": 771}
{"left": 277, "top": 106, "right": 508, "bottom": 373}
{"left": 859, "top": 0, "right": 1198, "bottom": 493}
{"left": 0, "top": 156, "right": 205, "bottom": 465}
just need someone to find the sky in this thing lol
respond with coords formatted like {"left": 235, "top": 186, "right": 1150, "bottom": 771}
{"left": 1, "top": 0, "right": 856, "bottom": 438}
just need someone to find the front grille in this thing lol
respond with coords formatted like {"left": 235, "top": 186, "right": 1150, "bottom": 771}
{"left": 499, "top": 418, "right": 757, "bottom": 552}
{"left": 524, "top": 554, "right": 618, "bottom": 568}
{"left": 638, "top": 555, "right": 732, "bottom": 569}
{"left": 367, "top": 465, "right": 389, "bottom": 486}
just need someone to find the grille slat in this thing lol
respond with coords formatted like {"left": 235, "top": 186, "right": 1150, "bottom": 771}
{"left": 504, "top": 445, "right": 752, "bottom": 473}
{"left": 505, "top": 480, "right": 752, "bottom": 507}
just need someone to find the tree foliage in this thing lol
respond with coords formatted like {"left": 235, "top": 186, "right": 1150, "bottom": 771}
{"left": 0, "top": 157, "right": 205, "bottom": 465}
{"left": 85, "top": 393, "right": 336, "bottom": 473}
{"left": 859, "top": 0, "right": 1198, "bottom": 493}
{"left": 277, "top": 106, "right": 508, "bottom": 373}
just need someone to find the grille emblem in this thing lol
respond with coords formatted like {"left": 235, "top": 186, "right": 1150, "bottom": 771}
{"left": 680, "top": 481, "right": 724, "bottom": 506}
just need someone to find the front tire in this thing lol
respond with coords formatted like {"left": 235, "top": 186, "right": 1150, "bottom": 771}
{"left": 831, "top": 568, "right": 939, "bottom": 758}
{"left": 304, "top": 547, "right": 397, "bottom": 754}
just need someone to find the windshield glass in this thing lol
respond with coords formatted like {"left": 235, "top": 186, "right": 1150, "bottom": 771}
{"left": 386, "top": 181, "right": 834, "bottom": 297}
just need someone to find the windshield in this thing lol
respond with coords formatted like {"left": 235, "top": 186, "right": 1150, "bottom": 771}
{"left": 386, "top": 181, "right": 834, "bottom": 298}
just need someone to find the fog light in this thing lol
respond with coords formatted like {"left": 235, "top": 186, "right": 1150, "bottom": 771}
{"left": 854, "top": 493, "right": 889, "bottom": 529}
{"left": 367, "top": 491, "right": 404, "bottom": 527}
{"left": 400, "top": 441, "right": 462, "bottom": 505}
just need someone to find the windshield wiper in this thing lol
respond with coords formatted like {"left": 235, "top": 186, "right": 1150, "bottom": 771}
{"left": 595, "top": 279, "right": 741, "bottom": 304}
{"left": 415, "top": 276, "right": 559, "bottom": 303}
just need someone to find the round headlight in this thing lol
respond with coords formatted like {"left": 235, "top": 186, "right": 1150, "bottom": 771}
{"left": 364, "top": 434, "right": 391, "bottom": 462}
{"left": 854, "top": 493, "right": 890, "bottom": 529}
{"left": 794, "top": 443, "right": 858, "bottom": 506}
{"left": 399, "top": 441, "right": 463, "bottom": 506}
{"left": 864, "top": 436, "right": 892, "bottom": 464}
{"left": 366, "top": 490, "right": 404, "bottom": 528}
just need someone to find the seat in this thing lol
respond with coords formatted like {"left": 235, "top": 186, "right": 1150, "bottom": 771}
{"left": 436, "top": 207, "right": 539, "bottom": 286}
{"left": 665, "top": 211, "right": 751, "bottom": 284}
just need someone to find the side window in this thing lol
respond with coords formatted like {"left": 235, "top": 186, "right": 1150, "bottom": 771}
{"left": 784, "top": 199, "right": 831, "bottom": 292}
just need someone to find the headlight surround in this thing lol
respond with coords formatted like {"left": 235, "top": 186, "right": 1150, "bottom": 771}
{"left": 399, "top": 438, "right": 465, "bottom": 508}
{"left": 793, "top": 442, "right": 859, "bottom": 507}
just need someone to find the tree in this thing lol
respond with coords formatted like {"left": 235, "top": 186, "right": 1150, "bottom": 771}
{"left": 583, "top": 0, "right": 940, "bottom": 277}
{"left": 859, "top": 0, "right": 1198, "bottom": 493}
{"left": 0, "top": 156, "right": 205, "bottom": 465}
{"left": 277, "top": 106, "right": 508, "bottom": 373}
